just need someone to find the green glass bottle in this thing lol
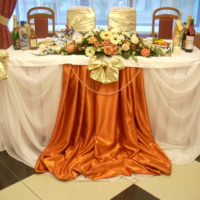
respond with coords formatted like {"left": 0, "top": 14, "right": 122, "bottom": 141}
{"left": 181, "top": 22, "right": 187, "bottom": 50}
{"left": 12, "top": 15, "right": 21, "bottom": 50}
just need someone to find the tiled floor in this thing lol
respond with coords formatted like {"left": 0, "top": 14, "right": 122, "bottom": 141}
{"left": 0, "top": 151, "right": 200, "bottom": 200}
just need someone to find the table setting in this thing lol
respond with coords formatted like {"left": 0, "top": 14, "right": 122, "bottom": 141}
{"left": 1, "top": 24, "right": 200, "bottom": 181}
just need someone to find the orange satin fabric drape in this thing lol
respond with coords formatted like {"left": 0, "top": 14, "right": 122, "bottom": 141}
{"left": 35, "top": 65, "right": 171, "bottom": 180}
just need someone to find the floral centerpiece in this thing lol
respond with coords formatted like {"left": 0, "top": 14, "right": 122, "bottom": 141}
{"left": 39, "top": 29, "right": 171, "bottom": 58}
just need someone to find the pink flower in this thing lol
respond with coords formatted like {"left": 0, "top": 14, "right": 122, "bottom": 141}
{"left": 66, "top": 44, "right": 75, "bottom": 53}
{"left": 140, "top": 48, "right": 150, "bottom": 57}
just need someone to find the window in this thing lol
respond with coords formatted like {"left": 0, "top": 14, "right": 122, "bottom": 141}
{"left": 10, "top": 0, "right": 200, "bottom": 33}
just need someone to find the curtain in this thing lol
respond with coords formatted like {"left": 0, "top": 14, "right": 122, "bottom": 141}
{"left": 0, "top": 0, "right": 17, "bottom": 49}
{"left": 10, "top": 0, "right": 199, "bottom": 31}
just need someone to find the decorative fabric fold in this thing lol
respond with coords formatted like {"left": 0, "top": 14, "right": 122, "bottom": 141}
{"left": 108, "top": 7, "right": 136, "bottom": 31}
{"left": 67, "top": 7, "right": 96, "bottom": 32}
{"left": 0, "top": 49, "right": 9, "bottom": 80}
{"left": 0, "top": 15, "right": 9, "bottom": 26}
{"left": 0, "top": 0, "right": 17, "bottom": 49}
{"left": 35, "top": 65, "right": 171, "bottom": 180}
{"left": 88, "top": 57, "right": 124, "bottom": 83}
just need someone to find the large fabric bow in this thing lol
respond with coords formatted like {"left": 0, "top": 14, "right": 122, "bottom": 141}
{"left": 0, "top": 49, "right": 9, "bottom": 81}
{"left": 88, "top": 57, "right": 125, "bottom": 84}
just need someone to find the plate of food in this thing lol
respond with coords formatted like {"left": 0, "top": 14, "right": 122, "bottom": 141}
{"left": 153, "top": 38, "right": 171, "bottom": 47}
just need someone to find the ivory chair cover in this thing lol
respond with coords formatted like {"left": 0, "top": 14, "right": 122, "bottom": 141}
{"left": 67, "top": 6, "right": 96, "bottom": 32}
{"left": 108, "top": 6, "right": 136, "bottom": 31}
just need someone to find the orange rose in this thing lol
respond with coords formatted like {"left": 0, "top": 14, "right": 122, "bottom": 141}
{"left": 66, "top": 44, "right": 75, "bottom": 53}
{"left": 112, "top": 45, "right": 118, "bottom": 55}
{"left": 101, "top": 40, "right": 111, "bottom": 47}
{"left": 140, "top": 48, "right": 150, "bottom": 57}
{"left": 88, "top": 36, "right": 98, "bottom": 44}
{"left": 94, "top": 41, "right": 100, "bottom": 47}
{"left": 104, "top": 46, "right": 113, "bottom": 55}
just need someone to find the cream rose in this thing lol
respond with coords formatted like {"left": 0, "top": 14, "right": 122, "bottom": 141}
{"left": 85, "top": 46, "right": 96, "bottom": 57}
{"left": 110, "top": 34, "right": 121, "bottom": 45}
{"left": 100, "top": 31, "right": 112, "bottom": 40}
{"left": 131, "top": 34, "right": 139, "bottom": 44}
{"left": 75, "top": 36, "right": 83, "bottom": 44}
{"left": 122, "top": 43, "right": 130, "bottom": 51}
{"left": 55, "top": 46, "right": 62, "bottom": 53}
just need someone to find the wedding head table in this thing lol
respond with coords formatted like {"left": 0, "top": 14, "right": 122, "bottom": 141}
{"left": 0, "top": 44, "right": 200, "bottom": 180}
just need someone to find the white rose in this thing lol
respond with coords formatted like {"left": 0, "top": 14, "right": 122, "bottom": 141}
{"left": 88, "top": 31, "right": 94, "bottom": 37}
{"left": 84, "top": 33, "right": 90, "bottom": 38}
{"left": 118, "top": 47, "right": 122, "bottom": 54}
{"left": 100, "top": 31, "right": 112, "bottom": 40}
{"left": 96, "top": 47, "right": 102, "bottom": 52}
{"left": 143, "top": 38, "right": 152, "bottom": 46}
{"left": 75, "top": 37, "right": 83, "bottom": 44}
{"left": 39, "top": 44, "right": 46, "bottom": 51}
{"left": 131, "top": 34, "right": 139, "bottom": 44}
{"left": 122, "top": 31, "right": 130, "bottom": 38}
{"left": 55, "top": 46, "right": 62, "bottom": 53}
{"left": 85, "top": 46, "right": 96, "bottom": 57}
{"left": 122, "top": 43, "right": 130, "bottom": 51}
{"left": 120, "top": 35, "right": 125, "bottom": 41}
{"left": 110, "top": 34, "right": 121, "bottom": 45}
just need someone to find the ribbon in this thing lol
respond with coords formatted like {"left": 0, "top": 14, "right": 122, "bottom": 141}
{"left": 108, "top": 7, "right": 136, "bottom": 31}
{"left": 0, "top": 50, "right": 9, "bottom": 81}
{"left": 67, "top": 7, "right": 96, "bottom": 32}
{"left": 88, "top": 57, "right": 125, "bottom": 84}
{"left": 0, "top": 15, "right": 9, "bottom": 26}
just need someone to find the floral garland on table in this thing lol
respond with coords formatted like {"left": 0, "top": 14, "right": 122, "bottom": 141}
{"left": 0, "top": 49, "right": 9, "bottom": 81}
{"left": 38, "top": 29, "right": 172, "bottom": 83}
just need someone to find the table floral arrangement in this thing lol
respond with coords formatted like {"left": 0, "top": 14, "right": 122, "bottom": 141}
{"left": 39, "top": 29, "right": 171, "bottom": 58}
{"left": 37, "top": 29, "right": 172, "bottom": 83}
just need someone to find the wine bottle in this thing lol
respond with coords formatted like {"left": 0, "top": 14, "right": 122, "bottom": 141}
{"left": 185, "top": 18, "right": 195, "bottom": 52}
{"left": 181, "top": 22, "right": 187, "bottom": 50}
{"left": 11, "top": 15, "right": 21, "bottom": 50}
{"left": 29, "top": 23, "right": 38, "bottom": 50}
{"left": 172, "top": 12, "right": 183, "bottom": 48}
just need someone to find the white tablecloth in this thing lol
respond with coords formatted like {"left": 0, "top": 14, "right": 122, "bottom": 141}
{"left": 0, "top": 47, "right": 200, "bottom": 167}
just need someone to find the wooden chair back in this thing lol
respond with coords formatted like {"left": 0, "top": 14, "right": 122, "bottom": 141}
{"left": 152, "top": 7, "right": 180, "bottom": 39}
{"left": 27, "top": 7, "right": 55, "bottom": 38}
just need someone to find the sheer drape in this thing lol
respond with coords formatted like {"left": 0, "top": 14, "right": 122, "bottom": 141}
{"left": 0, "top": 64, "right": 62, "bottom": 165}
{"left": 10, "top": 0, "right": 199, "bottom": 31}
{"left": 0, "top": 0, "right": 17, "bottom": 49}
{"left": 1, "top": 47, "right": 200, "bottom": 167}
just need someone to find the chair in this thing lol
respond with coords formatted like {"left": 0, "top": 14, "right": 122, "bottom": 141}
{"left": 27, "top": 7, "right": 55, "bottom": 38}
{"left": 108, "top": 6, "right": 136, "bottom": 31}
{"left": 67, "top": 6, "right": 96, "bottom": 32}
{"left": 152, "top": 7, "right": 180, "bottom": 39}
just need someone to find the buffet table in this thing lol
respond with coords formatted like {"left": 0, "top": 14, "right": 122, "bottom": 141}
{"left": 0, "top": 46, "right": 200, "bottom": 170}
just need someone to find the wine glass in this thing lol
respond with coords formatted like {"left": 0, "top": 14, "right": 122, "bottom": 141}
{"left": 56, "top": 30, "right": 65, "bottom": 43}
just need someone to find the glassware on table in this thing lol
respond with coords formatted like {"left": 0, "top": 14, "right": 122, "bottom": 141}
{"left": 56, "top": 30, "right": 65, "bottom": 42}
